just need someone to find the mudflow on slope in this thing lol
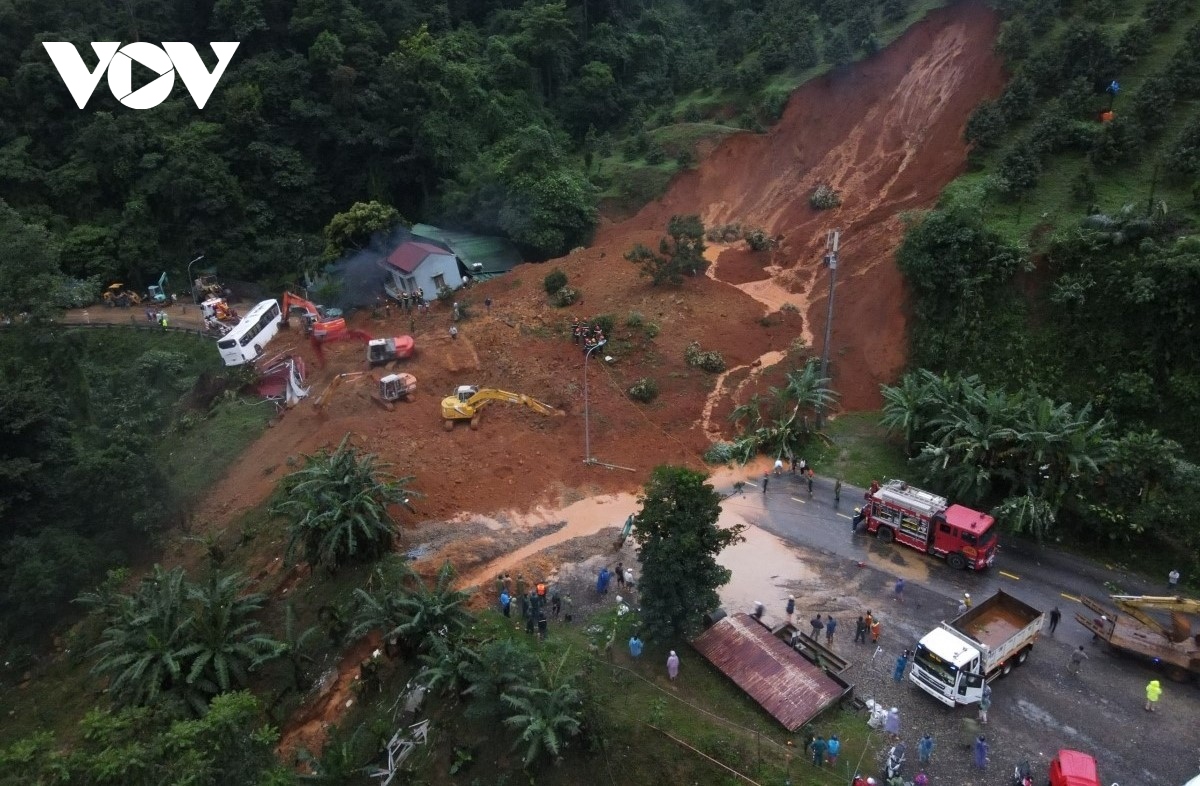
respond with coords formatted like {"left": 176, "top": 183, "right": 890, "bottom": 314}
{"left": 267, "top": 4, "right": 1007, "bottom": 760}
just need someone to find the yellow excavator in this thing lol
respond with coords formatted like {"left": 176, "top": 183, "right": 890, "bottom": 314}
{"left": 1077, "top": 594, "right": 1200, "bottom": 681}
{"left": 440, "top": 385, "right": 557, "bottom": 431}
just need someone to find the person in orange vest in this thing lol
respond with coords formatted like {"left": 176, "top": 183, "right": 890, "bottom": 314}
{"left": 871, "top": 617, "right": 882, "bottom": 643}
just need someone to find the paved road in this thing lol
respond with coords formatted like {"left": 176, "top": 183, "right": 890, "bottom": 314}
{"left": 716, "top": 470, "right": 1199, "bottom": 786}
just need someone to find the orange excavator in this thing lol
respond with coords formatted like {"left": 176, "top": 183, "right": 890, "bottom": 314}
{"left": 281, "top": 292, "right": 345, "bottom": 338}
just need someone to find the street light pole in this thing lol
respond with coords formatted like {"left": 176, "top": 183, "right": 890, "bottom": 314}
{"left": 583, "top": 339, "right": 607, "bottom": 465}
{"left": 187, "top": 254, "right": 205, "bottom": 303}
{"left": 816, "top": 229, "right": 839, "bottom": 430}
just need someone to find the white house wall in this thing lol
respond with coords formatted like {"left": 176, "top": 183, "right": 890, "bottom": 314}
{"left": 413, "top": 252, "right": 462, "bottom": 294}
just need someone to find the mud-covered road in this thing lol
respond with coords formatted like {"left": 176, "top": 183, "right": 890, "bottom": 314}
{"left": 714, "top": 469, "right": 1199, "bottom": 786}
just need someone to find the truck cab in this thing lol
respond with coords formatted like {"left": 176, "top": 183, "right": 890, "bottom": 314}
{"left": 910, "top": 590, "right": 1044, "bottom": 706}
{"left": 912, "top": 628, "right": 988, "bottom": 705}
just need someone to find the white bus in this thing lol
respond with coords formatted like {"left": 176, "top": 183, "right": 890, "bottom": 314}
{"left": 217, "top": 299, "right": 282, "bottom": 366}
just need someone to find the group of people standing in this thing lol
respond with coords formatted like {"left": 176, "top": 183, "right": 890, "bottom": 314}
{"left": 596, "top": 562, "right": 634, "bottom": 595}
{"left": 144, "top": 308, "right": 170, "bottom": 328}
{"left": 391, "top": 288, "right": 427, "bottom": 313}
{"left": 570, "top": 318, "right": 607, "bottom": 350}
{"left": 496, "top": 572, "right": 567, "bottom": 638}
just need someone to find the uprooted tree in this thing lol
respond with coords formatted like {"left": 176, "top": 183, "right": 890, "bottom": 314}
{"left": 625, "top": 215, "right": 708, "bottom": 285}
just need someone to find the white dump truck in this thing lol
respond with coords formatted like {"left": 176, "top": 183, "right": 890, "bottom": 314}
{"left": 909, "top": 589, "right": 1045, "bottom": 706}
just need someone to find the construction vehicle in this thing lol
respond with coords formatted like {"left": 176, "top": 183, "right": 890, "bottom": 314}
{"left": 1076, "top": 594, "right": 1200, "bottom": 681}
{"left": 862, "top": 479, "right": 999, "bottom": 570}
{"left": 367, "top": 336, "right": 415, "bottom": 365}
{"left": 440, "top": 385, "right": 557, "bottom": 430}
{"left": 201, "top": 297, "right": 239, "bottom": 322}
{"left": 281, "top": 291, "right": 344, "bottom": 337}
{"left": 147, "top": 272, "right": 173, "bottom": 304}
{"left": 192, "top": 273, "right": 223, "bottom": 303}
{"left": 102, "top": 283, "right": 141, "bottom": 307}
{"left": 909, "top": 589, "right": 1045, "bottom": 705}
{"left": 379, "top": 373, "right": 417, "bottom": 403}
{"left": 313, "top": 371, "right": 415, "bottom": 412}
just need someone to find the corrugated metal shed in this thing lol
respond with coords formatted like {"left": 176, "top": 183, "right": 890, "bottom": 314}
{"left": 692, "top": 613, "right": 851, "bottom": 731}
{"left": 412, "top": 223, "right": 523, "bottom": 275}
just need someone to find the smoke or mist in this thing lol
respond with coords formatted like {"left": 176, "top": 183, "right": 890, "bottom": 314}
{"left": 322, "top": 225, "right": 417, "bottom": 311}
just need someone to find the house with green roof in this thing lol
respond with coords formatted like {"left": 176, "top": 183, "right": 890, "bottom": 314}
{"left": 411, "top": 224, "right": 523, "bottom": 281}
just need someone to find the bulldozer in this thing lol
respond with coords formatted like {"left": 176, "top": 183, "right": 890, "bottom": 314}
{"left": 102, "top": 283, "right": 141, "bottom": 307}
{"left": 440, "top": 385, "right": 557, "bottom": 431}
{"left": 367, "top": 336, "right": 415, "bottom": 366}
{"left": 313, "top": 371, "right": 416, "bottom": 413}
{"left": 192, "top": 273, "right": 224, "bottom": 302}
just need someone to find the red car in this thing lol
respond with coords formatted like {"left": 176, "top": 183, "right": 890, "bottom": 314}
{"left": 1049, "top": 750, "right": 1101, "bottom": 786}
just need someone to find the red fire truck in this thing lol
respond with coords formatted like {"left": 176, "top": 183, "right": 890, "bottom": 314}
{"left": 862, "top": 479, "right": 997, "bottom": 570}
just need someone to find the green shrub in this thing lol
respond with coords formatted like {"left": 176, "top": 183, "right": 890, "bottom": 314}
{"left": 645, "top": 143, "right": 666, "bottom": 165}
{"left": 703, "top": 441, "right": 736, "bottom": 464}
{"left": 544, "top": 268, "right": 568, "bottom": 295}
{"left": 625, "top": 311, "right": 644, "bottom": 328}
{"left": 627, "top": 377, "right": 659, "bottom": 403}
{"left": 592, "top": 314, "right": 616, "bottom": 336}
{"left": 552, "top": 286, "right": 580, "bottom": 307}
{"left": 685, "top": 341, "right": 726, "bottom": 373}
{"left": 744, "top": 227, "right": 771, "bottom": 251}
{"left": 706, "top": 223, "right": 743, "bottom": 243}
{"left": 645, "top": 322, "right": 660, "bottom": 339}
{"left": 809, "top": 183, "right": 842, "bottom": 210}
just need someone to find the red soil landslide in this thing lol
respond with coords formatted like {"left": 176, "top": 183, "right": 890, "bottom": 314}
{"left": 158, "top": 3, "right": 1005, "bottom": 759}
{"left": 134, "top": 3, "right": 1004, "bottom": 544}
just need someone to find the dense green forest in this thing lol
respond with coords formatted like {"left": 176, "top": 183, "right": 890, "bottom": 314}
{"left": 891, "top": 0, "right": 1200, "bottom": 571}
{"left": 0, "top": 0, "right": 919, "bottom": 300}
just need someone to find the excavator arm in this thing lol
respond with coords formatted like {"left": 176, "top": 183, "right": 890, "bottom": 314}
{"left": 281, "top": 292, "right": 321, "bottom": 323}
{"left": 441, "top": 387, "right": 557, "bottom": 428}
{"left": 313, "top": 372, "right": 372, "bottom": 410}
{"left": 468, "top": 389, "right": 556, "bottom": 415}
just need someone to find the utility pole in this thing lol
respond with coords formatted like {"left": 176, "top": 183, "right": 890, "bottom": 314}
{"left": 583, "top": 340, "right": 606, "bottom": 465}
{"left": 816, "top": 229, "right": 839, "bottom": 430}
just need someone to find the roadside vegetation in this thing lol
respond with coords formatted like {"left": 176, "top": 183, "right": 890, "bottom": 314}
{"left": 0, "top": 325, "right": 265, "bottom": 652}
{"left": 0, "top": 466, "right": 846, "bottom": 786}
{"left": 890, "top": 0, "right": 1200, "bottom": 578}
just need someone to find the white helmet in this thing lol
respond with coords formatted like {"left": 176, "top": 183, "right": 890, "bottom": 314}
{"left": 867, "top": 779, "right": 877, "bottom": 785}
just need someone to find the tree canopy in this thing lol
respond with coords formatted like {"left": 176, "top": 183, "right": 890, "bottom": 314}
{"left": 632, "top": 466, "right": 744, "bottom": 640}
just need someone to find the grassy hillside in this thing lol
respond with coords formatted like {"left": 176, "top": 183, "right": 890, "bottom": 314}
{"left": 959, "top": 0, "right": 1200, "bottom": 245}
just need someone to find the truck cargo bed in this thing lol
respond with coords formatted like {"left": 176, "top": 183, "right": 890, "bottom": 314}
{"left": 961, "top": 605, "right": 1040, "bottom": 649}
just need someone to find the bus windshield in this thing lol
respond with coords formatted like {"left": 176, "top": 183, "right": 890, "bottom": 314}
{"left": 914, "top": 643, "right": 959, "bottom": 687}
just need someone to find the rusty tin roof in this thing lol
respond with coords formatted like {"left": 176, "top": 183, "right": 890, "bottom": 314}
{"left": 692, "top": 613, "right": 850, "bottom": 731}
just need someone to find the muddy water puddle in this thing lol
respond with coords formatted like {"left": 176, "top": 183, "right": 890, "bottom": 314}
{"left": 457, "top": 492, "right": 638, "bottom": 587}
{"left": 717, "top": 524, "right": 817, "bottom": 619}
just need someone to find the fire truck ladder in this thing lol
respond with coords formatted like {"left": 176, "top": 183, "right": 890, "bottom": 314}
{"left": 877, "top": 479, "right": 948, "bottom": 516}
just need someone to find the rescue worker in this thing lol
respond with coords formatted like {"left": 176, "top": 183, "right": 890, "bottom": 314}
{"left": 851, "top": 507, "right": 866, "bottom": 533}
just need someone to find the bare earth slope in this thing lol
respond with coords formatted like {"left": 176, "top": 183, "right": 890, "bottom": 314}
{"left": 163, "top": 2, "right": 1003, "bottom": 758}
{"left": 108, "top": 2, "right": 1006, "bottom": 540}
